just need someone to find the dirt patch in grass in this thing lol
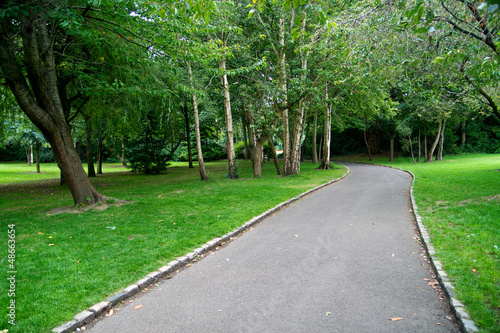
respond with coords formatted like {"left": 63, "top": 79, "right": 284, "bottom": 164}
{"left": 46, "top": 198, "right": 134, "bottom": 215}
{"left": 456, "top": 194, "right": 500, "bottom": 206}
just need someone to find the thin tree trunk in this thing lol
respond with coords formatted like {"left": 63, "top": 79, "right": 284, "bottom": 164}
{"left": 318, "top": 86, "right": 332, "bottom": 170}
{"left": 389, "top": 135, "right": 395, "bottom": 162}
{"left": 460, "top": 120, "right": 466, "bottom": 149}
{"left": 35, "top": 144, "right": 40, "bottom": 173}
{"left": 278, "top": 18, "right": 291, "bottom": 176}
{"left": 242, "top": 114, "right": 249, "bottom": 160}
{"left": 268, "top": 135, "right": 282, "bottom": 175}
{"left": 312, "top": 108, "right": 318, "bottom": 163}
{"left": 85, "top": 117, "right": 96, "bottom": 178}
{"left": 427, "top": 120, "right": 442, "bottom": 162}
{"left": 318, "top": 136, "right": 323, "bottom": 162}
{"left": 408, "top": 135, "right": 416, "bottom": 164}
{"left": 187, "top": 62, "right": 208, "bottom": 181}
{"left": 97, "top": 134, "right": 103, "bottom": 175}
{"left": 417, "top": 129, "right": 421, "bottom": 162}
{"left": 219, "top": 33, "right": 237, "bottom": 179}
{"left": 437, "top": 119, "right": 446, "bottom": 161}
{"left": 363, "top": 118, "right": 373, "bottom": 161}
{"left": 424, "top": 128, "right": 428, "bottom": 162}
{"left": 183, "top": 101, "right": 194, "bottom": 168}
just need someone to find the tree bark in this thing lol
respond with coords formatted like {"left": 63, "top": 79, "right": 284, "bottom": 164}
{"left": 437, "top": 119, "right": 446, "bottom": 161}
{"left": 241, "top": 114, "right": 249, "bottom": 160}
{"left": 312, "top": 108, "right": 318, "bottom": 163}
{"left": 318, "top": 87, "right": 332, "bottom": 170}
{"left": 0, "top": 12, "right": 103, "bottom": 205}
{"left": 35, "top": 144, "right": 41, "bottom": 173}
{"left": 97, "top": 132, "right": 103, "bottom": 175}
{"left": 183, "top": 101, "right": 194, "bottom": 168}
{"left": 268, "top": 135, "right": 282, "bottom": 175}
{"left": 85, "top": 117, "right": 96, "bottom": 178}
{"left": 417, "top": 130, "right": 421, "bottom": 162}
{"left": 187, "top": 62, "right": 208, "bottom": 181}
{"left": 219, "top": 33, "right": 237, "bottom": 179}
{"left": 424, "top": 128, "right": 428, "bottom": 162}
{"left": 389, "top": 135, "right": 395, "bottom": 162}
{"left": 288, "top": 16, "right": 309, "bottom": 175}
{"left": 408, "top": 135, "right": 416, "bottom": 164}
{"left": 427, "top": 120, "right": 442, "bottom": 163}
{"left": 460, "top": 120, "right": 466, "bottom": 149}
{"left": 363, "top": 119, "right": 373, "bottom": 161}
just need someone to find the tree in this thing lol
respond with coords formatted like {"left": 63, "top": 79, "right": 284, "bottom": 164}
{"left": 0, "top": 1, "right": 155, "bottom": 204}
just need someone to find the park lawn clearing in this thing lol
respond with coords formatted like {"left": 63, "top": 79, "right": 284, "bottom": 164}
{"left": 0, "top": 159, "right": 347, "bottom": 333}
{"left": 339, "top": 153, "right": 500, "bottom": 333}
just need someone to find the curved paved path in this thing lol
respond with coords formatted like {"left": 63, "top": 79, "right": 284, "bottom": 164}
{"left": 88, "top": 163, "right": 458, "bottom": 333}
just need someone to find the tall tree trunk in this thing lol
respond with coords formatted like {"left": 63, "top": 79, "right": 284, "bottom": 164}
{"left": 97, "top": 133, "right": 103, "bottom": 175}
{"left": 408, "top": 135, "right": 416, "bottom": 164}
{"left": 219, "top": 33, "right": 237, "bottom": 179}
{"left": 278, "top": 18, "right": 291, "bottom": 176}
{"left": 288, "top": 17, "right": 308, "bottom": 175}
{"left": 25, "top": 144, "right": 31, "bottom": 165}
{"left": 312, "top": 108, "right": 318, "bottom": 163}
{"left": 424, "top": 128, "right": 428, "bottom": 162}
{"left": 183, "top": 101, "right": 194, "bottom": 168}
{"left": 427, "top": 120, "right": 442, "bottom": 163}
{"left": 417, "top": 129, "right": 421, "bottom": 162}
{"left": 241, "top": 114, "right": 249, "bottom": 160}
{"left": 85, "top": 117, "right": 96, "bottom": 178}
{"left": 0, "top": 16, "right": 103, "bottom": 204}
{"left": 363, "top": 118, "right": 373, "bottom": 161}
{"left": 460, "top": 120, "right": 466, "bottom": 149}
{"left": 187, "top": 62, "right": 208, "bottom": 181}
{"left": 268, "top": 135, "right": 282, "bottom": 175}
{"left": 35, "top": 144, "right": 40, "bottom": 173}
{"left": 389, "top": 134, "right": 395, "bottom": 162}
{"left": 318, "top": 87, "right": 332, "bottom": 170}
{"left": 252, "top": 137, "right": 267, "bottom": 178}
{"left": 437, "top": 119, "right": 446, "bottom": 161}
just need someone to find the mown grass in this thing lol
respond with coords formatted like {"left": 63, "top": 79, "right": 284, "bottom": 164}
{"left": 338, "top": 153, "right": 500, "bottom": 333}
{"left": 0, "top": 160, "right": 347, "bottom": 333}
{"left": 0, "top": 162, "right": 132, "bottom": 184}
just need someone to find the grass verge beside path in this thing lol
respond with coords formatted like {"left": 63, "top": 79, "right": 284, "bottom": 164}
{"left": 0, "top": 160, "right": 347, "bottom": 333}
{"left": 338, "top": 153, "right": 500, "bottom": 333}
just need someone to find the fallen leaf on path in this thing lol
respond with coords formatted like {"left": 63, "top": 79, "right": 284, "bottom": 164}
{"left": 134, "top": 305, "right": 143, "bottom": 310}
{"left": 389, "top": 317, "right": 404, "bottom": 321}
{"left": 424, "top": 278, "right": 431, "bottom": 281}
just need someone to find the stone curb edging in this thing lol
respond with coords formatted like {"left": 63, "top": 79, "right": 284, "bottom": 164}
{"left": 336, "top": 161, "right": 478, "bottom": 333}
{"left": 52, "top": 166, "right": 351, "bottom": 333}
{"left": 406, "top": 170, "right": 479, "bottom": 333}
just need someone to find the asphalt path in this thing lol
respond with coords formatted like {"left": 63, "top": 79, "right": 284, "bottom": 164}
{"left": 88, "top": 162, "right": 458, "bottom": 333}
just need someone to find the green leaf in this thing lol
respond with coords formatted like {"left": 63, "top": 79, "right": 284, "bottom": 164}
{"left": 248, "top": 8, "right": 255, "bottom": 19}
{"left": 414, "top": 5, "right": 424, "bottom": 25}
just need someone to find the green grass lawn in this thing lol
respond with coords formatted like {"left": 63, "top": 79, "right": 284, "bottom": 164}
{"left": 338, "top": 153, "right": 500, "bottom": 333}
{"left": 0, "top": 160, "right": 347, "bottom": 333}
